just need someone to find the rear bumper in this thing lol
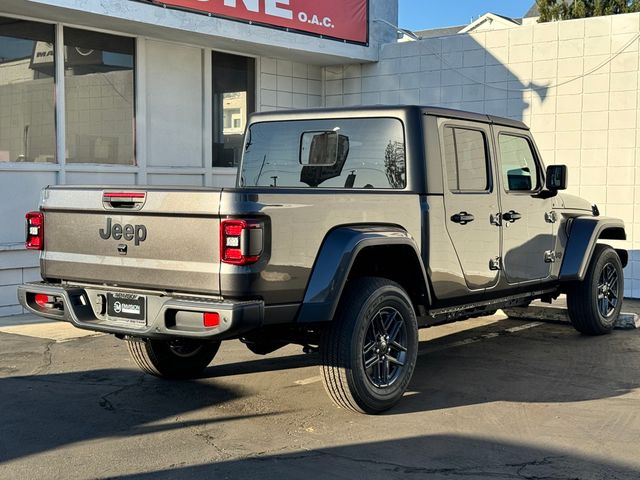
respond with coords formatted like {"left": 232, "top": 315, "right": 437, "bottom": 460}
{"left": 18, "top": 282, "right": 263, "bottom": 340}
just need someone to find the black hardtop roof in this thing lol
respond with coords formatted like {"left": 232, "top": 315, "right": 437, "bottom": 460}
{"left": 249, "top": 105, "right": 529, "bottom": 130}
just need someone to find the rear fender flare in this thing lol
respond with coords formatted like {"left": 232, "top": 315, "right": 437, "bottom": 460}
{"left": 296, "top": 226, "right": 430, "bottom": 323}
{"left": 559, "top": 216, "right": 627, "bottom": 282}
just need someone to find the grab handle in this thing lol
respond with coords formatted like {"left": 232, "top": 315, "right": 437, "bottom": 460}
{"left": 102, "top": 192, "right": 146, "bottom": 210}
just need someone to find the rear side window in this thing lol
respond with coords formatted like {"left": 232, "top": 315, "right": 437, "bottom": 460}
{"left": 498, "top": 134, "right": 539, "bottom": 192}
{"left": 240, "top": 118, "right": 406, "bottom": 189}
{"left": 443, "top": 127, "right": 490, "bottom": 193}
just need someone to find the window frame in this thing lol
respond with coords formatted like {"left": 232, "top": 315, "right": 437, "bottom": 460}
{"left": 497, "top": 132, "right": 544, "bottom": 195}
{"left": 441, "top": 124, "right": 493, "bottom": 195}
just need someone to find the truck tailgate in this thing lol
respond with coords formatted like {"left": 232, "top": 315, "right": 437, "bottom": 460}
{"left": 41, "top": 187, "right": 223, "bottom": 294}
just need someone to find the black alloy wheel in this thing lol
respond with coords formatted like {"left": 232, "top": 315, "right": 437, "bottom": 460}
{"left": 567, "top": 244, "right": 624, "bottom": 336}
{"left": 362, "top": 306, "right": 408, "bottom": 389}
{"left": 596, "top": 262, "right": 619, "bottom": 318}
{"left": 320, "top": 277, "right": 419, "bottom": 414}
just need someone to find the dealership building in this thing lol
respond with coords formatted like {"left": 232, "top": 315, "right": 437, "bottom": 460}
{"left": 1, "top": 0, "right": 640, "bottom": 315}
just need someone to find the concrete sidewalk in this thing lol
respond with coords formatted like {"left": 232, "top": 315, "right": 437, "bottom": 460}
{"left": 0, "top": 314, "right": 101, "bottom": 342}
{"left": 551, "top": 297, "right": 640, "bottom": 315}
{"left": 505, "top": 297, "right": 640, "bottom": 329}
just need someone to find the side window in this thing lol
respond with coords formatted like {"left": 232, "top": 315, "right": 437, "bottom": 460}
{"left": 498, "top": 134, "right": 539, "bottom": 192}
{"left": 443, "top": 127, "right": 490, "bottom": 193}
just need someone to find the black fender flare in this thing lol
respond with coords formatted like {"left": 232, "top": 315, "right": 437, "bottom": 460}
{"left": 296, "top": 225, "right": 430, "bottom": 323}
{"left": 559, "top": 216, "right": 628, "bottom": 282}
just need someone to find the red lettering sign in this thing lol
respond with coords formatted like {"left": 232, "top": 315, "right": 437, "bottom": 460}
{"left": 147, "top": 0, "right": 369, "bottom": 44}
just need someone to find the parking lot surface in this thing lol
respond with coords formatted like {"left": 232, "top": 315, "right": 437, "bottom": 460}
{"left": 1, "top": 312, "right": 639, "bottom": 479}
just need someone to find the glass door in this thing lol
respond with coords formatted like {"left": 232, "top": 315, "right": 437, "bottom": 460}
{"left": 212, "top": 51, "right": 255, "bottom": 168}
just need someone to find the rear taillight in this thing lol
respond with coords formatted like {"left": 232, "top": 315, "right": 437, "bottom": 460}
{"left": 26, "top": 211, "right": 44, "bottom": 250}
{"left": 103, "top": 192, "right": 145, "bottom": 199}
{"left": 220, "top": 219, "right": 263, "bottom": 266}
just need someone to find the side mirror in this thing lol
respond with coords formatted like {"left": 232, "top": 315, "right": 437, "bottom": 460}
{"left": 546, "top": 165, "right": 567, "bottom": 191}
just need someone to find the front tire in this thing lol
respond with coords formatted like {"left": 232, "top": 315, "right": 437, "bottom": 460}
{"left": 320, "top": 277, "right": 419, "bottom": 414}
{"left": 567, "top": 244, "right": 623, "bottom": 336}
{"left": 127, "top": 338, "right": 221, "bottom": 379}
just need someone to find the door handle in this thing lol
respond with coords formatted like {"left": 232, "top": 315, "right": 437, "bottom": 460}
{"left": 451, "top": 212, "right": 475, "bottom": 225}
{"left": 503, "top": 210, "right": 522, "bottom": 223}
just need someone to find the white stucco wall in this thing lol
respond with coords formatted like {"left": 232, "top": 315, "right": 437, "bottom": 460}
{"left": 259, "top": 58, "right": 323, "bottom": 111}
{"left": 324, "top": 12, "right": 640, "bottom": 298}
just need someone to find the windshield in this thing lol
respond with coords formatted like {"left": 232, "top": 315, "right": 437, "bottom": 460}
{"left": 240, "top": 117, "right": 406, "bottom": 189}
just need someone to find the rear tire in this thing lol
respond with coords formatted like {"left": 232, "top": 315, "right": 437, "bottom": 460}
{"left": 320, "top": 277, "right": 419, "bottom": 414}
{"left": 567, "top": 244, "right": 623, "bottom": 336}
{"left": 127, "top": 338, "right": 220, "bottom": 379}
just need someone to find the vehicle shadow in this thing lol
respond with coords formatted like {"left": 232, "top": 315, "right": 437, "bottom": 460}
{"left": 105, "top": 433, "right": 640, "bottom": 479}
{"left": 203, "top": 350, "right": 317, "bottom": 378}
{"left": 394, "top": 318, "right": 640, "bottom": 415}
{"left": 0, "top": 367, "right": 278, "bottom": 464}
{"left": 205, "top": 317, "right": 640, "bottom": 416}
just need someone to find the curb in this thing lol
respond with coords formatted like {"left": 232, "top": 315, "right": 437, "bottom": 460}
{"left": 502, "top": 306, "right": 640, "bottom": 330}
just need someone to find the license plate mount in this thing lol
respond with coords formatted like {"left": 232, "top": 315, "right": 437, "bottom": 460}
{"left": 107, "top": 292, "right": 146, "bottom": 326}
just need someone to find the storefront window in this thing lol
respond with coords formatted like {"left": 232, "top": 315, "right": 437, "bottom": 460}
{"left": 0, "top": 17, "right": 56, "bottom": 163}
{"left": 64, "top": 28, "right": 134, "bottom": 164}
{"left": 212, "top": 52, "right": 255, "bottom": 168}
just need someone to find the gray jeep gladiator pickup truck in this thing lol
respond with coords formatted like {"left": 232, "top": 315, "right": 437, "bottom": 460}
{"left": 19, "top": 106, "right": 627, "bottom": 414}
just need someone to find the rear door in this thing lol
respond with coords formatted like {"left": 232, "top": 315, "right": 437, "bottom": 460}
{"left": 493, "top": 127, "right": 555, "bottom": 284}
{"left": 439, "top": 119, "right": 500, "bottom": 291}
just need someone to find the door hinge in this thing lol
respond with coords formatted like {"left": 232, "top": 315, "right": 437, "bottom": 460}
{"left": 545, "top": 211, "right": 558, "bottom": 223}
{"left": 490, "top": 212, "right": 502, "bottom": 227}
{"left": 489, "top": 257, "right": 502, "bottom": 271}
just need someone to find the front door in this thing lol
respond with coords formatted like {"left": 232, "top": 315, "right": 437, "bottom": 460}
{"left": 493, "top": 128, "right": 555, "bottom": 284}
{"left": 440, "top": 120, "right": 500, "bottom": 291}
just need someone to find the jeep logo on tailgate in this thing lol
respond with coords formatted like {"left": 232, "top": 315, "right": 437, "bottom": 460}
{"left": 99, "top": 218, "right": 147, "bottom": 246}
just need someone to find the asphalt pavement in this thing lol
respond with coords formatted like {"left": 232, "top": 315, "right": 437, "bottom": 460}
{"left": 1, "top": 309, "right": 639, "bottom": 479}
